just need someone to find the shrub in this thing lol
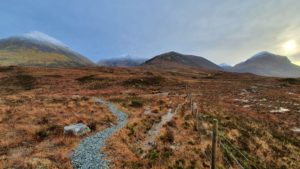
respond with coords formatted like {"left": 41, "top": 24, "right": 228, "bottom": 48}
{"left": 88, "top": 121, "right": 97, "bottom": 131}
{"left": 35, "top": 129, "right": 49, "bottom": 140}
{"left": 152, "top": 109, "right": 159, "bottom": 114}
{"left": 122, "top": 75, "right": 165, "bottom": 87}
{"left": 167, "top": 120, "right": 176, "bottom": 128}
{"left": 127, "top": 124, "right": 136, "bottom": 136}
{"left": 0, "top": 74, "right": 36, "bottom": 90}
{"left": 130, "top": 100, "right": 143, "bottom": 108}
{"left": 15, "top": 74, "right": 36, "bottom": 90}
{"left": 279, "top": 78, "right": 299, "bottom": 85}
{"left": 0, "top": 66, "right": 14, "bottom": 72}
{"left": 44, "top": 74, "right": 63, "bottom": 78}
{"left": 162, "top": 147, "right": 173, "bottom": 158}
{"left": 47, "top": 125, "right": 62, "bottom": 136}
{"left": 148, "top": 150, "right": 160, "bottom": 160}
{"left": 142, "top": 118, "right": 156, "bottom": 133}
{"left": 76, "top": 75, "right": 96, "bottom": 83}
{"left": 76, "top": 75, "right": 113, "bottom": 84}
{"left": 175, "top": 159, "right": 185, "bottom": 169}
{"left": 135, "top": 148, "right": 144, "bottom": 156}
{"left": 160, "top": 128, "right": 174, "bottom": 143}
{"left": 109, "top": 98, "right": 126, "bottom": 103}
{"left": 183, "top": 122, "right": 190, "bottom": 129}
{"left": 159, "top": 100, "right": 165, "bottom": 105}
{"left": 36, "top": 116, "right": 49, "bottom": 125}
{"left": 104, "top": 116, "right": 113, "bottom": 124}
{"left": 130, "top": 162, "right": 144, "bottom": 169}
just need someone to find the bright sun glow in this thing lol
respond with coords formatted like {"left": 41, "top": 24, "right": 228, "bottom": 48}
{"left": 282, "top": 40, "right": 297, "bottom": 54}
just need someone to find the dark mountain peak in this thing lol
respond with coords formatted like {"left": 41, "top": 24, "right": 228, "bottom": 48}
{"left": 164, "top": 51, "right": 180, "bottom": 55}
{"left": 154, "top": 51, "right": 184, "bottom": 59}
{"left": 148, "top": 51, "right": 204, "bottom": 63}
{"left": 250, "top": 51, "right": 287, "bottom": 59}
{"left": 243, "top": 52, "right": 291, "bottom": 65}
{"left": 251, "top": 51, "right": 272, "bottom": 58}
{"left": 144, "top": 51, "right": 222, "bottom": 70}
{"left": 232, "top": 52, "right": 300, "bottom": 77}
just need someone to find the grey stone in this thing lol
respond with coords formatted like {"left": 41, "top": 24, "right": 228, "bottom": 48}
{"left": 64, "top": 123, "right": 91, "bottom": 136}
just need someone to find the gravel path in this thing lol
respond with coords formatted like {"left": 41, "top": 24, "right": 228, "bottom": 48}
{"left": 71, "top": 98, "right": 128, "bottom": 169}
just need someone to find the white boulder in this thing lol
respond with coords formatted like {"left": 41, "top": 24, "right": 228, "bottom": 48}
{"left": 64, "top": 123, "right": 91, "bottom": 136}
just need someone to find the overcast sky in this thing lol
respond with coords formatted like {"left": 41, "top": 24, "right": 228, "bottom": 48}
{"left": 1, "top": 0, "right": 300, "bottom": 65}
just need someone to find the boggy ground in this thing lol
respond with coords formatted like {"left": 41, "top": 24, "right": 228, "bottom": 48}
{"left": 0, "top": 66, "right": 299, "bottom": 169}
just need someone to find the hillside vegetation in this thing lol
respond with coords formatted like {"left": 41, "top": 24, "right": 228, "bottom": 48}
{"left": 0, "top": 66, "right": 299, "bottom": 168}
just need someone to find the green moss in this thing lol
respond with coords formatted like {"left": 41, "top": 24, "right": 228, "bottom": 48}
{"left": 148, "top": 150, "right": 160, "bottom": 160}
{"left": 0, "top": 48, "right": 73, "bottom": 66}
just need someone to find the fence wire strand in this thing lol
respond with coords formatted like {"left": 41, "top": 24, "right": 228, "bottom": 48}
{"left": 219, "top": 134, "right": 250, "bottom": 161}
{"left": 220, "top": 142, "right": 245, "bottom": 169}
{"left": 190, "top": 98, "right": 259, "bottom": 169}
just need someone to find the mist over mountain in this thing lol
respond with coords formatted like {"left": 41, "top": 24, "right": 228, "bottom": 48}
{"left": 231, "top": 51, "right": 300, "bottom": 77}
{"left": 1, "top": 31, "right": 299, "bottom": 78}
{"left": 219, "top": 63, "right": 233, "bottom": 70}
{"left": 0, "top": 31, "right": 94, "bottom": 67}
{"left": 143, "top": 51, "right": 223, "bottom": 70}
{"left": 97, "top": 56, "right": 146, "bottom": 67}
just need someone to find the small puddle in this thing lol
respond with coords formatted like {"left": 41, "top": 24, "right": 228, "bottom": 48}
{"left": 270, "top": 107, "right": 289, "bottom": 113}
{"left": 291, "top": 128, "right": 300, "bottom": 133}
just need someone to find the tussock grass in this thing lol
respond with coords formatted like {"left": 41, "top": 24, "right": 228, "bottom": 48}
{"left": 0, "top": 74, "right": 36, "bottom": 90}
{"left": 122, "top": 75, "right": 165, "bottom": 87}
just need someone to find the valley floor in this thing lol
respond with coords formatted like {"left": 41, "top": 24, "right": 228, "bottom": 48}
{"left": 0, "top": 66, "right": 299, "bottom": 169}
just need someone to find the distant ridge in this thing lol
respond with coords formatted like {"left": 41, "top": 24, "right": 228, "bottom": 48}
{"left": 143, "top": 51, "right": 223, "bottom": 70}
{"left": 231, "top": 51, "right": 300, "bottom": 77}
{"left": 98, "top": 56, "right": 146, "bottom": 67}
{"left": 0, "top": 31, "right": 94, "bottom": 67}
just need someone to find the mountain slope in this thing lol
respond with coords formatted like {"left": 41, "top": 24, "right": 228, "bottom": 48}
{"left": 143, "top": 51, "right": 223, "bottom": 70}
{"left": 232, "top": 51, "right": 300, "bottom": 77}
{"left": 98, "top": 56, "right": 145, "bottom": 67}
{"left": 0, "top": 31, "right": 94, "bottom": 67}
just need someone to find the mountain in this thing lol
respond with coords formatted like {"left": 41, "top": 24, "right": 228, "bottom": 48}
{"left": 143, "top": 51, "right": 223, "bottom": 70}
{"left": 231, "top": 51, "right": 300, "bottom": 77}
{"left": 219, "top": 63, "right": 232, "bottom": 70}
{"left": 0, "top": 31, "right": 94, "bottom": 67}
{"left": 98, "top": 56, "right": 146, "bottom": 67}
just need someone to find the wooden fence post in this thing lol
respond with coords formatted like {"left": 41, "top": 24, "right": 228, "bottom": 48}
{"left": 186, "top": 84, "right": 188, "bottom": 94}
{"left": 190, "top": 96, "right": 193, "bottom": 115}
{"left": 196, "top": 109, "right": 200, "bottom": 132}
{"left": 211, "top": 119, "right": 218, "bottom": 169}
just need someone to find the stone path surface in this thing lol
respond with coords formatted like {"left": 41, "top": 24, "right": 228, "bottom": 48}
{"left": 71, "top": 98, "right": 128, "bottom": 169}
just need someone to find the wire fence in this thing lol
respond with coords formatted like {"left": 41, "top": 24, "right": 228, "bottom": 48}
{"left": 189, "top": 96, "right": 260, "bottom": 169}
